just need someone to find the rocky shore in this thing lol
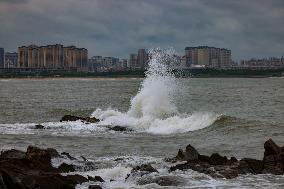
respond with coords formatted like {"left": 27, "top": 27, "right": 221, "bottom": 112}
{"left": 1, "top": 138, "right": 283, "bottom": 188}
{"left": 0, "top": 146, "right": 103, "bottom": 189}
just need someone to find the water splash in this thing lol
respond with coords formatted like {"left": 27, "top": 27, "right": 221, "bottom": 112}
{"left": 92, "top": 49, "right": 219, "bottom": 134}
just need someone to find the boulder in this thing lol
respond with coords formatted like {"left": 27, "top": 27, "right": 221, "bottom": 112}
{"left": 25, "top": 146, "right": 59, "bottom": 165}
{"left": 60, "top": 115, "right": 100, "bottom": 123}
{"left": 87, "top": 175, "right": 104, "bottom": 182}
{"left": 209, "top": 153, "right": 228, "bottom": 165}
{"left": 185, "top": 144, "right": 199, "bottom": 161}
{"left": 132, "top": 164, "right": 158, "bottom": 173}
{"left": 58, "top": 163, "right": 76, "bottom": 173}
{"left": 0, "top": 149, "right": 25, "bottom": 159}
{"left": 0, "top": 146, "right": 89, "bottom": 189}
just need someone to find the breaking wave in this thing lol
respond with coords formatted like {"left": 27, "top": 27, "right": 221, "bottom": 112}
{"left": 91, "top": 49, "right": 220, "bottom": 134}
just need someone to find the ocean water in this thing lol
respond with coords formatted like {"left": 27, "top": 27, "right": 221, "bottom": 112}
{"left": 0, "top": 50, "right": 284, "bottom": 188}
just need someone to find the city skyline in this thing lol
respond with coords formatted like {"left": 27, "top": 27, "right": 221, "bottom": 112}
{"left": 1, "top": 0, "right": 284, "bottom": 61}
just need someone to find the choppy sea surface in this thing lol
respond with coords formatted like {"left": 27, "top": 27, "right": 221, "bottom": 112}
{"left": 0, "top": 54, "right": 284, "bottom": 189}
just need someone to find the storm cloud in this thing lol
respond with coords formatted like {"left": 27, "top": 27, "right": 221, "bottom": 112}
{"left": 0, "top": 0, "right": 283, "bottom": 61}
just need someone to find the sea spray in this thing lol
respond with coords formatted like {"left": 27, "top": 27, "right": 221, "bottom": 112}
{"left": 127, "top": 49, "right": 179, "bottom": 119}
{"left": 92, "top": 49, "right": 219, "bottom": 134}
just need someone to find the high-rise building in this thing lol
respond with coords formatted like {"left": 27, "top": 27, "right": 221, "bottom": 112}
{"left": 0, "top": 48, "right": 4, "bottom": 68}
{"left": 18, "top": 44, "right": 88, "bottom": 71}
{"left": 5, "top": 52, "right": 18, "bottom": 68}
{"left": 137, "top": 49, "right": 148, "bottom": 69}
{"left": 129, "top": 53, "right": 138, "bottom": 70}
{"left": 185, "top": 46, "right": 231, "bottom": 68}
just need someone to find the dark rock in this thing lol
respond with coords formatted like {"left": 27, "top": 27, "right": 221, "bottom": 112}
{"left": 84, "top": 117, "right": 100, "bottom": 123}
{"left": 25, "top": 146, "right": 59, "bottom": 165}
{"left": 58, "top": 163, "right": 76, "bottom": 173}
{"left": 198, "top": 154, "right": 210, "bottom": 163}
{"left": 0, "top": 149, "right": 25, "bottom": 159}
{"left": 132, "top": 164, "right": 158, "bottom": 173}
{"left": 209, "top": 153, "right": 228, "bottom": 165}
{"left": 109, "top": 126, "right": 133, "bottom": 132}
{"left": 87, "top": 175, "right": 104, "bottom": 182}
{"left": 137, "top": 176, "right": 182, "bottom": 186}
{"left": 60, "top": 115, "right": 100, "bottom": 123}
{"left": 262, "top": 138, "right": 284, "bottom": 174}
{"left": 0, "top": 146, "right": 88, "bottom": 189}
{"left": 89, "top": 185, "right": 102, "bottom": 189}
{"left": 241, "top": 158, "right": 263, "bottom": 174}
{"left": 34, "top": 124, "right": 45, "bottom": 129}
{"left": 175, "top": 149, "right": 185, "bottom": 160}
{"left": 169, "top": 139, "right": 284, "bottom": 179}
{"left": 60, "top": 115, "right": 83, "bottom": 122}
{"left": 264, "top": 138, "right": 281, "bottom": 156}
{"left": 230, "top": 157, "right": 238, "bottom": 163}
{"left": 185, "top": 144, "right": 199, "bottom": 161}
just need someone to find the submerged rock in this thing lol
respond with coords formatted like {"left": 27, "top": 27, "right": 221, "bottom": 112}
{"left": 137, "top": 175, "right": 183, "bottom": 186}
{"left": 87, "top": 175, "right": 105, "bottom": 182}
{"left": 109, "top": 126, "right": 133, "bottom": 132}
{"left": 34, "top": 124, "right": 45, "bottom": 129}
{"left": 170, "top": 139, "right": 284, "bottom": 179}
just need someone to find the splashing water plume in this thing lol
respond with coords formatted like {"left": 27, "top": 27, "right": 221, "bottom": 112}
{"left": 92, "top": 49, "right": 219, "bottom": 134}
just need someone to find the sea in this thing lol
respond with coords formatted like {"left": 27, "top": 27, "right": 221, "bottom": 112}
{"left": 0, "top": 50, "right": 284, "bottom": 188}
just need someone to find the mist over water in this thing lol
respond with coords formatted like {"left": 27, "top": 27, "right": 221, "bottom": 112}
{"left": 92, "top": 49, "right": 219, "bottom": 134}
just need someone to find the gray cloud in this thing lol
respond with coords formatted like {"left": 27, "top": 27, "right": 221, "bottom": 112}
{"left": 0, "top": 0, "right": 284, "bottom": 61}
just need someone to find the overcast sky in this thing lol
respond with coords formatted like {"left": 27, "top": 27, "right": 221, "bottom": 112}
{"left": 0, "top": 0, "right": 283, "bottom": 61}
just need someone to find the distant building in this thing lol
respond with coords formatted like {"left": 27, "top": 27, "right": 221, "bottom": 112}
{"left": 137, "top": 49, "right": 148, "bottom": 69}
{"left": 129, "top": 49, "right": 148, "bottom": 70}
{"left": 88, "top": 56, "right": 123, "bottom": 72}
{"left": 0, "top": 48, "right": 4, "bottom": 68}
{"left": 240, "top": 57, "right": 284, "bottom": 69}
{"left": 185, "top": 46, "right": 232, "bottom": 68}
{"left": 129, "top": 53, "right": 138, "bottom": 70}
{"left": 5, "top": 52, "right": 18, "bottom": 68}
{"left": 18, "top": 44, "right": 88, "bottom": 71}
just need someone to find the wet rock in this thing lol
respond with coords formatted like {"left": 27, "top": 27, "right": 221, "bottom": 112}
{"left": 109, "top": 126, "right": 133, "bottom": 132}
{"left": 58, "top": 163, "right": 76, "bottom": 173}
{"left": 25, "top": 146, "right": 59, "bottom": 165}
{"left": 87, "top": 175, "right": 105, "bottom": 182}
{"left": 170, "top": 139, "right": 284, "bottom": 179}
{"left": 60, "top": 115, "right": 100, "bottom": 123}
{"left": 0, "top": 146, "right": 88, "bottom": 189}
{"left": 175, "top": 149, "right": 185, "bottom": 160}
{"left": 264, "top": 139, "right": 281, "bottom": 156}
{"left": 209, "top": 153, "right": 228, "bottom": 165}
{"left": 185, "top": 144, "right": 199, "bottom": 161}
{"left": 34, "top": 124, "right": 45, "bottom": 129}
{"left": 0, "top": 149, "right": 25, "bottom": 159}
{"left": 262, "top": 139, "right": 284, "bottom": 174}
{"left": 137, "top": 176, "right": 182, "bottom": 186}
{"left": 84, "top": 117, "right": 100, "bottom": 123}
{"left": 241, "top": 158, "right": 263, "bottom": 174}
{"left": 132, "top": 164, "right": 158, "bottom": 173}
{"left": 89, "top": 185, "right": 102, "bottom": 189}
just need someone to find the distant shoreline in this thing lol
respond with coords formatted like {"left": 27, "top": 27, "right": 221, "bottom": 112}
{"left": 0, "top": 68, "right": 283, "bottom": 78}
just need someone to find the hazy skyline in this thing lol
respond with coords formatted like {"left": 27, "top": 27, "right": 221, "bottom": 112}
{"left": 0, "top": 0, "right": 284, "bottom": 61}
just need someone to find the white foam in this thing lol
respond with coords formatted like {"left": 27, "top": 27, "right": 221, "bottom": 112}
{"left": 92, "top": 49, "right": 219, "bottom": 135}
